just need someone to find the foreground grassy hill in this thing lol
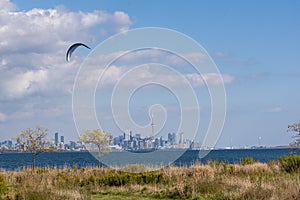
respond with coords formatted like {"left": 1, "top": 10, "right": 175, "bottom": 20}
{"left": 0, "top": 156, "right": 300, "bottom": 200}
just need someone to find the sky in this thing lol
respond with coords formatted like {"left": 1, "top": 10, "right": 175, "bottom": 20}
{"left": 0, "top": 0, "right": 299, "bottom": 148}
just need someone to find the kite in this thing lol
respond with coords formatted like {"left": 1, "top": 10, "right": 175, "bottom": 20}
{"left": 66, "top": 43, "right": 90, "bottom": 62}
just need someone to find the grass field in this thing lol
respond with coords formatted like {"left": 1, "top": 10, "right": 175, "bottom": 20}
{"left": 0, "top": 155, "right": 299, "bottom": 200}
{"left": 91, "top": 193, "right": 173, "bottom": 200}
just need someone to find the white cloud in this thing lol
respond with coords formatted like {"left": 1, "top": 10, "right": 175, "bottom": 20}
{"left": 114, "top": 49, "right": 210, "bottom": 68}
{"left": 265, "top": 106, "right": 282, "bottom": 113}
{"left": 80, "top": 10, "right": 131, "bottom": 32}
{"left": 75, "top": 48, "right": 234, "bottom": 89}
{"left": 0, "top": 6, "right": 131, "bottom": 55}
{"left": 0, "top": 1, "right": 132, "bottom": 100}
{"left": 96, "top": 66, "right": 234, "bottom": 88}
{"left": 9, "top": 111, "right": 34, "bottom": 120}
{"left": 0, "top": 112, "right": 7, "bottom": 122}
{"left": 186, "top": 73, "right": 235, "bottom": 87}
{"left": 3, "top": 69, "right": 48, "bottom": 99}
{"left": 0, "top": 0, "right": 16, "bottom": 12}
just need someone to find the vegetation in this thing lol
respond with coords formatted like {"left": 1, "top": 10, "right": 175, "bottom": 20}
{"left": 239, "top": 157, "right": 254, "bottom": 165}
{"left": 287, "top": 122, "right": 300, "bottom": 149}
{"left": 0, "top": 174, "right": 6, "bottom": 195}
{"left": 0, "top": 157, "right": 300, "bottom": 200}
{"left": 78, "top": 129, "right": 112, "bottom": 168}
{"left": 279, "top": 155, "right": 300, "bottom": 173}
{"left": 14, "top": 126, "right": 50, "bottom": 170}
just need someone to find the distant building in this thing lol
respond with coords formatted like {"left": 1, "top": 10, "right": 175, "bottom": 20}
{"left": 0, "top": 140, "right": 13, "bottom": 150}
{"left": 168, "top": 133, "right": 177, "bottom": 145}
{"left": 113, "top": 135, "right": 123, "bottom": 146}
{"left": 55, "top": 132, "right": 59, "bottom": 147}
{"left": 154, "top": 138, "right": 159, "bottom": 148}
{"left": 179, "top": 132, "right": 184, "bottom": 144}
{"left": 135, "top": 134, "right": 141, "bottom": 139}
{"left": 60, "top": 135, "right": 64, "bottom": 144}
{"left": 130, "top": 131, "right": 133, "bottom": 141}
{"left": 160, "top": 136, "right": 164, "bottom": 147}
{"left": 69, "top": 141, "right": 76, "bottom": 149}
{"left": 0, "top": 140, "right": 12, "bottom": 148}
{"left": 124, "top": 129, "right": 130, "bottom": 141}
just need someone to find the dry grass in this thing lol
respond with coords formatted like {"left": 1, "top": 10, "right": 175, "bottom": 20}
{"left": 0, "top": 161, "right": 299, "bottom": 200}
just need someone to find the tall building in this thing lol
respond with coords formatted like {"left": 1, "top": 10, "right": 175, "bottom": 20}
{"left": 160, "top": 136, "right": 164, "bottom": 147}
{"left": 151, "top": 113, "right": 155, "bottom": 139}
{"left": 69, "top": 141, "right": 76, "bottom": 149}
{"left": 124, "top": 129, "right": 130, "bottom": 141}
{"left": 179, "top": 132, "right": 184, "bottom": 144}
{"left": 168, "top": 132, "right": 176, "bottom": 145}
{"left": 60, "top": 135, "right": 64, "bottom": 144}
{"left": 167, "top": 133, "right": 172, "bottom": 143}
{"left": 135, "top": 134, "right": 141, "bottom": 139}
{"left": 55, "top": 132, "right": 59, "bottom": 147}
{"left": 129, "top": 131, "right": 133, "bottom": 141}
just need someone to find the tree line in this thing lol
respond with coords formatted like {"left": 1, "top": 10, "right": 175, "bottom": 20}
{"left": 13, "top": 122, "right": 300, "bottom": 170}
{"left": 14, "top": 126, "right": 111, "bottom": 170}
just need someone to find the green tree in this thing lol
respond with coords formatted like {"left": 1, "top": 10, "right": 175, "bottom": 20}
{"left": 15, "top": 126, "right": 49, "bottom": 170}
{"left": 287, "top": 122, "right": 300, "bottom": 151}
{"left": 78, "top": 129, "right": 112, "bottom": 168}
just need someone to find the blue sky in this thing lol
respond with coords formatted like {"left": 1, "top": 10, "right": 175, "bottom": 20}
{"left": 0, "top": 0, "right": 300, "bottom": 147}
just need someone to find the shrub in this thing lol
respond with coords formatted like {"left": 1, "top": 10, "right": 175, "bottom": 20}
{"left": 0, "top": 173, "right": 7, "bottom": 195}
{"left": 95, "top": 171, "right": 164, "bottom": 186}
{"left": 72, "top": 164, "right": 78, "bottom": 170}
{"left": 121, "top": 164, "right": 148, "bottom": 173}
{"left": 279, "top": 155, "right": 300, "bottom": 173}
{"left": 225, "top": 164, "right": 235, "bottom": 174}
{"left": 36, "top": 168, "right": 49, "bottom": 174}
{"left": 240, "top": 157, "right": 254, "bottom": 165}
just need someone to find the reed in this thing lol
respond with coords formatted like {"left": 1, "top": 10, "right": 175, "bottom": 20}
{"left": 0, "top": 158, "right": 299, "bottom": 200}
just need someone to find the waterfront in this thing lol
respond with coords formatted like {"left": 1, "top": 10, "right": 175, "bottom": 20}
{"left": 0, "top": 148, "right": 296, "bottom": 171}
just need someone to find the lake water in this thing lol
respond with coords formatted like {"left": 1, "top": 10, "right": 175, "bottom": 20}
{"left": 0, "top": 148, "right": 296, "bottom": 171}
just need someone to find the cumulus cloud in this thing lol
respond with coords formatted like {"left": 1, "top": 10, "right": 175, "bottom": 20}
{"left": 0, "top": 7, "right": 132, "bottom": 55}
{"left": 94, "top": 64, "right": 234, "bottom": 88}
{"left": 0, "top": 1, "right": 132, "bottom": 100}
{"left": 0, "top": 0, "right": 16, "bottom": 12}
{"left": 3, "top": 69, "right": 48, "bottom": 99}
{"left": 74, "top": 48, "right": 234, "bottom": 89}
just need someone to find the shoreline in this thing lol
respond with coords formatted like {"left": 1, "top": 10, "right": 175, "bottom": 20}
{"left": 0, "top": 146, "right": 292, "bottom": 154}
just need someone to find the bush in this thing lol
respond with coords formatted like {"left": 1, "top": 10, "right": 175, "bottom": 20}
{"left": 240, "top": 157, "right": 254, "bottom": 165}
{"left": 121, "top": 164, "right": 148, "bottom": 173}
{"left": 279, "top": 155, "right": 300, "bottom": 173}
{"left": 0, "top": 173, "right": 7, "bottom": 195}
{"left": 36, "top": 168, "right": 49, "bottom": 174}
{"left": 72, "top": 164, "right": 78, "bottom": 170}
{"left": 94, "top": 171, "right": 164, "bottom": 186}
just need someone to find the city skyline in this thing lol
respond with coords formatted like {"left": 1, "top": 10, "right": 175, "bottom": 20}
{"left": 0, "top": 128, "right": 283, "bottom": 152}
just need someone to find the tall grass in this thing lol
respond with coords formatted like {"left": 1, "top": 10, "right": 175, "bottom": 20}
{"left": 279, "top": 155, "right": 300, "bottom": 173}
{"left": 0, "top": 157, "right": 299, "bottom": 199}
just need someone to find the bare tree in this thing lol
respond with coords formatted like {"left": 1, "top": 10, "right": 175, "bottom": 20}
{"left": 78, "top": 129, "right": 112, "bottom": 168}
{"left": 287, "top": 122, "right": 300, "bottom": 152}
{"left": 15, "top": 126, "right": 49, "bottom": 170}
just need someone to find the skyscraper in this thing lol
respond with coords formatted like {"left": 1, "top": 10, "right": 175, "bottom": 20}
{"left": 124, "top": 129, "right": 130, "bottom": 141}
{"left": 60, "top": 135, "right": 64, "bottom": 144}
{"left": 179, "top": 132, "right": 184, "bottom": 144}
{"left": 55, "top": 132, "right": 59, "bottom": 147}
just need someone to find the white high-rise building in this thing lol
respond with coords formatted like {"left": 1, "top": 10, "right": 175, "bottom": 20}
{"left": 124, "top": 129, "right": 130, "bottom": 141}
{"left": 179, "top": 132, "right": 184, "bottom": 144}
